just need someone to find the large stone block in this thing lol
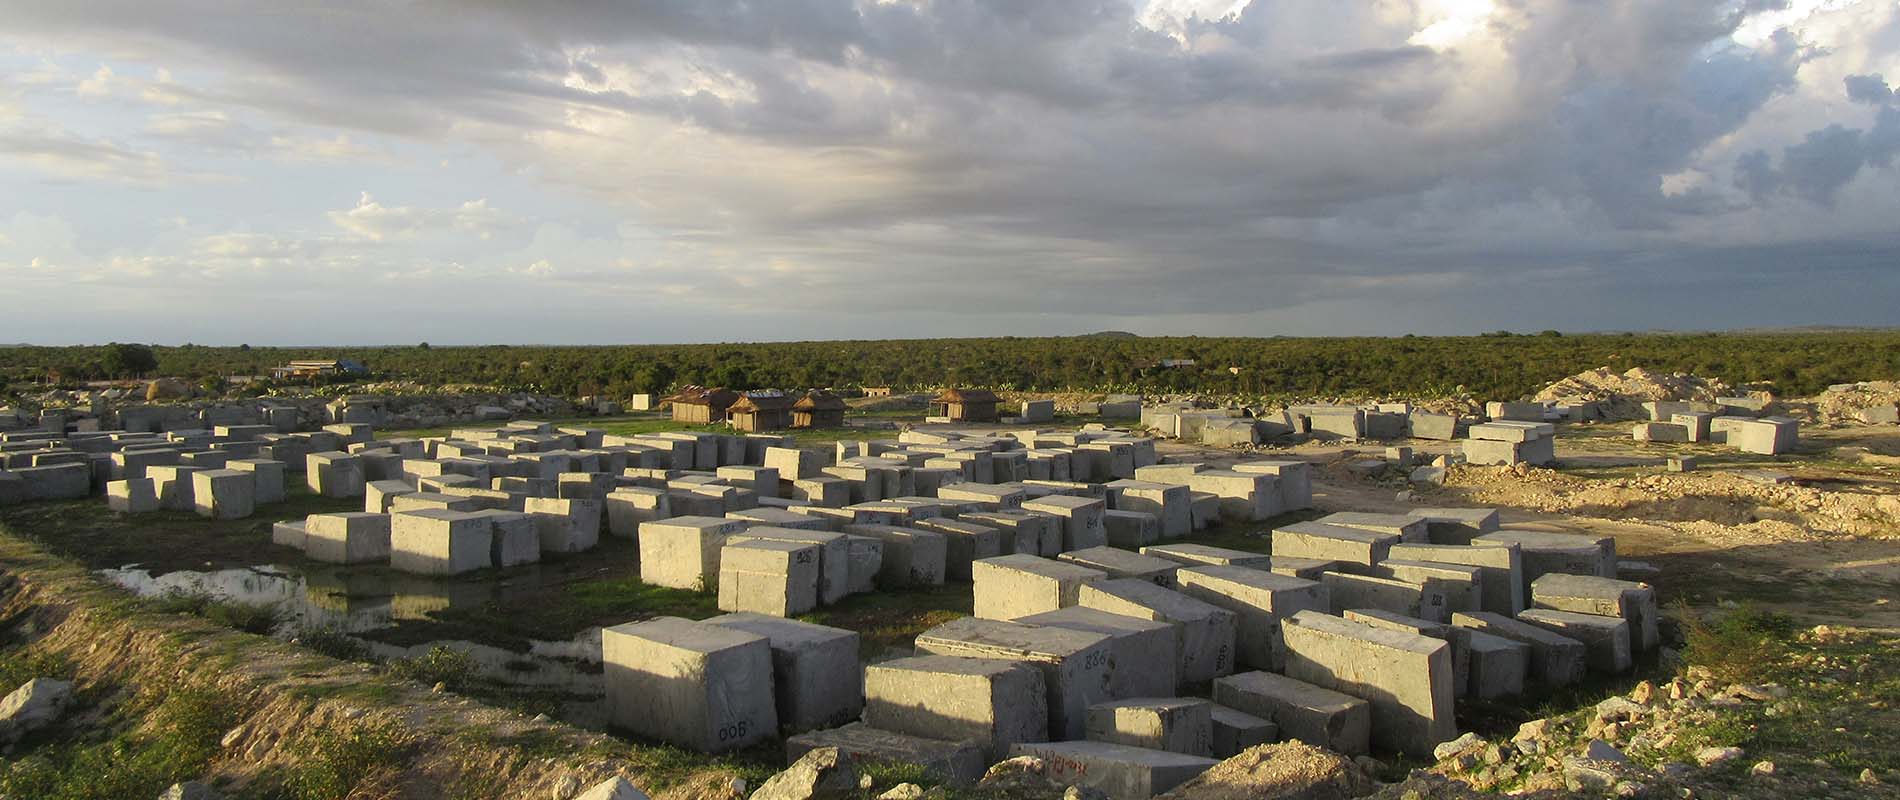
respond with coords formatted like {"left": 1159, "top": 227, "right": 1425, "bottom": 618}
{"left": 783, "top": 723, "right": 986, "bottom": 786}
{"left": 1320, "top": 571, "right": 1454, "bottom": 624}
{"left": 306, "top": 451, "right": 365, "bottom": 498}
{"left": 718, "top": 539, "right": 821, "bottom": 617}
{"left": 1138, "top": 542, "right": 1271, "bottom": 570}
{"left": 1009, "top": 740, "right": 1217, "bottom": 799}
{"left": 303, "top": 512, "right": 391, "bottom": 564}
{"left": 191, "top": 468, "right": 256, "bottom": 520}
{"left": 1280, "top": 610, "right": 1457, "bottom": 757}
{"left": 973, "top": 553, "right": 1106, "bottom": 620}
{"left": 1516, "top": 609, "right": 1631, "bottom": 673}
{"left": 226, "top": 458, "right": 286, "bottom": 505}
{"left": 1077, "top": 579, "right": 1237, "bottom": 686}
{"left": 863, "top": 655, "right": 1048, "bottom": 763}
{"left": 1530, "top": 573, "right": 1659, "bottom": 652}
{"left": 1386, "top": 542, "right": 1525, "bottom": 616}
{"left": 524, "top": 497, "right": 602, "bottom": 554}
{"left": 106, "top": 478, "right": 158, "bottom": 513}
{"left": 938, "top": 484, "right": 1026, "bottom": 511}
{"left": 1407, "top": 411, "right": 1458, "bottom": 441}
{"left": 602, "top": 617, "right": 778, "bottom": 752}
{"left": 1014, "top": 607, "right": 1177, "bottom": 700}
{"left": 1315, "top": 512, "right": 1428, "bottom": 543}
{"left": 1273, "top": 522, "right": 1399, "bottom": 574}
{"left": 915, "top": 617, "right": 1114, "bottom": 742}
{"left": 964, "top": 510, "right": 1063, "bottom": 557}
{"left": 1374, "top": 560, "right": 1482, "bottom": 616}
{"left": 841, "top": 524, "right": 947, "bottom": 588}
{"left": 1404, "top": 508, "right": 1501, "bottom": 545}
{"left": 1472, "top": 530, "right": 1614, "bottom": 594}
{"left": 390, "top": 509, "right": 494, "bottom": 575}
{"left": 640, "top": 516, "right": 747, "bottom": 590}
{"left": 730, "top": 527, "right": 851, "bottom": 606}
{"left": 147, "top": 465, "right": 203, "bottom": 511}
{"left": 1175, "top": 566, "right": 1329, "bottom": 671}
{"left": 1023, "top": 495, "right": 1107, "bottom": 551}
{"left": 469, "top": 509, "right": 540, "bottom": 567}
{"left": 1455, "top": 628, "right": 1529, "bottom": 699}
{"left": 1212, "top": 670, "right": 1369, "bottom": 756}
{"left": 1184, "top": 470, "right": 1280, "bottom": 522}
{"left": 1086, "top": 698, "right": 1212, "bottom": 757}
{"left": 1059, "top": 546, "right": 1180, "bottom": 588}
{"left": 1207, "top": 705, "right": 1276, "bottom": 759}
{"left": 1102, "top": 510, "right": 1162, "bottom": 549}
{"left": 1450, "top": 611, "right": 1585, "bottom": 687}
{"left": 842, "top": 535, "right": 884, "bottom": 594}
{"left": 1105, "top": 480, "right": 1192, "bottom": 539}
{"left": 705, "top": 612, "right": 862, "bottom": 734}
{"left": 605, "top": 488, "right": 672, "bottom": 538}
{"left": 913, "top": 517, "right": 1005, "bottom": 581}
{"left": 1229, "top": 460, "right": 1312, "bottom": 512}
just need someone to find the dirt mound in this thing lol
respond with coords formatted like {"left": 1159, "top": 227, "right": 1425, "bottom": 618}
{"left": 1533, "top": 367, "right": 1730, "bottom": 420}
{"left": 1157, "top": 741, "right": 1375, "bottom": 799}
{"left": 1807, "top": 381, "right": 1900, "bottom": 425}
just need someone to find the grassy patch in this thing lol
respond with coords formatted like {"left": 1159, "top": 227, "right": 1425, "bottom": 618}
{"left": 143, "top": 592, "right": 283, "bottom": 635}
{"left": 266, "top": 717, "right": 410, "bottom": 800}
{"left": 386, "top": 645, "right": 478, "bottom": 691}
{"left": 0, "top": 676, "right": 243, "bottom": 800}
{"left": 0, "top": 487, "right": 357, "bottom": 573}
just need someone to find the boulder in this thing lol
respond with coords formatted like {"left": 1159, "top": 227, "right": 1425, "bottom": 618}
{"left": 158, "top": 782, "right": 223, "bottom": 800}
{"left": 573, "top": 777, "right": 650, "bottom": 800}
{"left": 1156, "top": 741, "right": 1375, "bottom": 800}
{"left": 750, "top": 747, "right": 858, "bottom": 800}
{"left": 0, "top": 677, "right": 73, "bottom": 744}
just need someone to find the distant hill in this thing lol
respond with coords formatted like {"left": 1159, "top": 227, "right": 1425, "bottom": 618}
{"left": 1084, "top": 331, "right": 1139, "bottom": 338}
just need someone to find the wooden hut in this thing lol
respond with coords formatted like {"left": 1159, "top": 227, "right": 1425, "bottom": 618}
{"left": 666, "top": 386, "right": 740, "bottom": 424}
{"left": 727, "top": 391, "right": 795, "bottom": 433}
{"left": 933, "top": 388, "right": 1001, "bottom": 423}
{"left": 792, "top": 390, "right": 848, "bottom": 429}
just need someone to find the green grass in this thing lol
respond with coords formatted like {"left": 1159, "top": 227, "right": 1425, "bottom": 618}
{"left": 142, "top": 592, "right": 283, "bottom": 635}
{"left": 0, "top": 675, "right": 244, "bottom": 800}
{"left": 0, "top": 486, "right": 358, "bottom": 573}
{"left": 264, "top": 717, "right": 410, "bottom": 800}
{"left": 385, "top": 645, "right": 478, "bottom": 691}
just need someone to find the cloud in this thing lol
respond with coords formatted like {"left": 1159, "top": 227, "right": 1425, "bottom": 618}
{"left": 1845, "top": 73, "right": 1895, "bottom": 104}
{"left": 327, "top": 192, "right": 514, "bottom": 241}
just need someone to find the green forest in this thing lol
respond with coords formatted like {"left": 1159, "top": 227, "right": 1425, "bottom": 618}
{"left": 3, "top": 331, "right": 1897, "bottom": 402}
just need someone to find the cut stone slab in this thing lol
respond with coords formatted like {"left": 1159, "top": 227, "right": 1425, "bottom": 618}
{"left": 227, "top": 458, "right": 287, "bottom": 505}
{"left": 784, "top": 723, "right": 986, "bottom": 786}
{"left": 1385, "top": 542, "right": 1524, "bottom": 616}
{"left": 863, "top": 654, "right": 1048, "bottom": 764}
{"left": 1229, "top": 460, "right": 1313, "bottom": 511}
{"left": 524, "top": 497, "right": 602, "bottom": 554}
{"left": 303, "top": 512, "right": 391, "bottom": 564}
{"left": 1077, "top": 579, "right": 1237, "bottom": 687}
{"left": 1271, "top": 522, "right": 1398, "bottom": 574}
{"left": 1014, "top": 607, "right": 1178, "bottom": 700}
{"left": 705, "top": 612, "right": 863, "bottom": 734}
{"left": 1450, "top": 611, "right": 1586, "bottom": 688}
{"left": 1207, "top": 704, "right": 1276, "bottom": 759}
{"left": 1343, "top": 609, "right": 1467, "bottom": 699}
{"left": 841, "top": 524, "right": 948, "bottom": 588}
{"left": 390, "top": 509, "right": 494, "bottom": 575}
{"left": 604, "top": 488, "right": 672, "bottom": 538}
{"left": 1212, "top": 670, "right": 1369, "bottom": 756}
{"left": 192, "top": 469, "right": 256, "bottom": 520}
{"left": 1059, "top": 546, "right": 1181, "bottom": 588}
{"left": 1473, "top": 530, "right": 1615, "bottom": 594}
{"left": 602, "top": 616, "right": 778, "bottom": 752}
{"left": 1008, "top": 740, "right": 1217, "bottom": 800}
{"left": 1516, "top": 609, "right": 1632, "bottom": 674}
{"left": 963, "top": 510, "right": 1063, "bottom": 557}
{"left": 1280, "top": 610, "right": 1457, "bottom": 757}
{"left": 1023, "top": 495, "right": 1108, "bottom": 551}
{"left": 1103, "top": 509, "right": 1162, "bottom": 549}
{"left": 1374, "top": 560, "right": 1483, "bottom": 617}
{"left": 271, "top": 519, "right": 307, "bottom": 549}
{"left": 914, "top": 616, "right": 1114, "bottom": 742}
{"left": 106, "top": 478, "right": 158, "bottom": 513}
{"left": 1320, "top": 571, "right": 1453, "bottom": 624}
{"left": 1314, "top": 512, "right": 1428, "bottom": 543}
{"left": 1530, "top": 573, "right": 1660, "bottom": 652}
{"left": 1174, "top": 566, "right": 1328, "bottom": 672}
{"left": 1138, "top": 543, "right": 1271, "bottom": 570}
{"left": 639, "top": 516, "right": 747, "bottom": 591}
{"left": 1087, "top": 697, "right": 1213, "bottom": 757}
{"left": 730, "top": 527, "right": 851, "bottom": 606}
{"left": 1107, "top": 480, "right": 1192, "bottom": 539}
{"left": 718, "top": 538, "right": 822, "bottom": 617}
{"left": 912, "top": 517, "right": 1005, "bottom": 581}
{"left": 1455, "top": 628, "right": 1529, "bottom": 700}
{"left": 469, "top": 509, "right": 540, "bottom": 567}
{"left": 843, "top": 535, "right": 885, "bottom": 595}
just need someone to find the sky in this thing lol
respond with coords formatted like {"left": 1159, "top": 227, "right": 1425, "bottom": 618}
{"left": 0, "top": 0, "right": 1897, "bottom": 345}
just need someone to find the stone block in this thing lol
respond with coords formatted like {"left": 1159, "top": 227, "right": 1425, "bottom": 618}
{"left": 1101, "top": 510, "right": 1162, "bottom": 549}
{"left": 1022, "top": 495, "right": 1107, "bottom": 551}
{"left": 525, "top": 497, "right": 602, "bottom": 554}
{"left": 192, "top": 469, "right": 256, "bottom": 519}
{"left": 147, "top": 465, "right": 202, "bottom": 510}
{"left": 1106, "top": 480, "right": 1192, "bottom": 539}
{"left": 731, "top": 527, "right": 851, "bottom": 606}
{"left": 303, "top": 512, "right": 391, "bottom": 564}
{"left": 1175, "top": 566, "right": 1329, "bottom": 671}
{"left": 1320, "top": 571, "right": 1453, "bottom": 624}
{"left": 1404, "top": 508, "right": 1500, "bottom": 545}
{"left": 841, "top": 524, "right": 947, "bottom": 588}
{"left": 1138, "top": 542, "right": 1271, "bottom": 570}
{"left": 605, "top": 488, "right": 672, "bottom": 538}
{"left": 1407, "top": 411, "right": 1458, "bottom": 441}
{"left": 1455, "top": 628, "right": 1529, "bottom": 700}
{"left": 1487, "top": 401, "right": 1545, "bottom": 422}
{"left": 1385, "top": 542, "right": 1525, "bottom": 616}
{"left": 1207, "top": 705, "right": 1276, "bottom": 759}
{"left": 1077, "top": 579, "right": 1237, "bottom": 686}
{"left": 602, "top": 617, "right": 778, "bottom": 752}
{"left": 105, "top": 478, "right": 158, "bottom": 513}
{"left": 973, "top": 554, "right": 1106, "bottom": 620}
{"left": 1374, "top": 560, "right": 1483, "bottom": 616}
{"left": 1632, "top": 422, "right": 1690, "bottom": 443}
{"left": 271, "top": 519, "right": 306, "bottom": 549}
{"left": 1530, "top": 573, "right": 1659, "bottom": 652}
{"left": 842, "top": 535, "right": 884, "bottom": 594}
{"left": 1460, "top": 436, "right": 1554, "bottom": 466}
{"left": 784, "top": 723, "right": 985, "bottom": 786}
{"left": 1058, "top": 546, "right": 1180, "bottom": 588}
{"left": 718, "top": 538, "right": 821, "bottom": 617}
{"left": 390, "top": 509, "right": 494, "bottom": 575}
{"left": 1272, "top": 522, "right": 1398, "bottom": 574}
{"left": 1315, "top": 512, "right": 1428, "bottom": 543}
{"left": 913, "top": 518, "right": 1005, "bottom": 581}
{"left": 306, "top": 451, "right": 365, "bottom": 498}
{"left": 1212, "top": 670, "right": 1369, "bottom": 756}
{"left": 863, "top": 655, "right": 1048, "bottom": 763}
{"left": 1014, "top": 607, "right": 1177, "bottom": 700}
{"left": 1472, "top": 530, "right": 1614, "bottom": 594}
{"left": 938, "top": 483, "right": 1026, "bottom": 511}
{"left": 706, "top": 612, "right": 862, "bottom": 734}
{"left": 915, "top": 617, "right": 1113, "bottom": 741}
{"left": 1450, "top": 611, "right": 1585, "bottom": 687}
{"left": 1184, "top": 470, "right": 1280, "bottom": 522}
{"left": 1280, "top": 610, "right": 1456, "bottom": 757}
{"left": 226, "top": 458, "right": 286, "bottom": 505}
{"left": 640, "top": 516, "right": 747, "bottom": 590}
{"left": 1009, "top": 741, "right": 1216, "bottom": 799}
{"left": 470, "top": 509, "right": 540, "bottom": 567}
{"left": 1516, "top": 609, "right": 1631, "bottom": 674}
{"left": 964, "top": 510, "right": 1063, "bottom": 557}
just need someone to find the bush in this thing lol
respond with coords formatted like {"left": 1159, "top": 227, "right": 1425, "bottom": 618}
{"left": 1676, "top": 601, "right": 1794, "bottom": 684}
{"left": 277, "top": 718, "right": 407, "bottom": 800}
{"left": 386, "top": 646, "right": 477, "bottom": 691}
{"left": 294, "top": 627, "right": 371, "bottom": 662}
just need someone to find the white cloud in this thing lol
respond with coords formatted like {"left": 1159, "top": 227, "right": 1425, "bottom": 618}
{"left": 327, "top": 192, "right": 514, "bottom": 241}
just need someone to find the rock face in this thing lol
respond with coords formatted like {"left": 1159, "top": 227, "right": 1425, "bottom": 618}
{"left": 0, "top": 677, "right": 73, "bottom": 745}
{"left": 751, "top": 747, "right": 858, "bottom": 800}
{"left": 1156, "top": 741, "right": 1375, "bottom": 800}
